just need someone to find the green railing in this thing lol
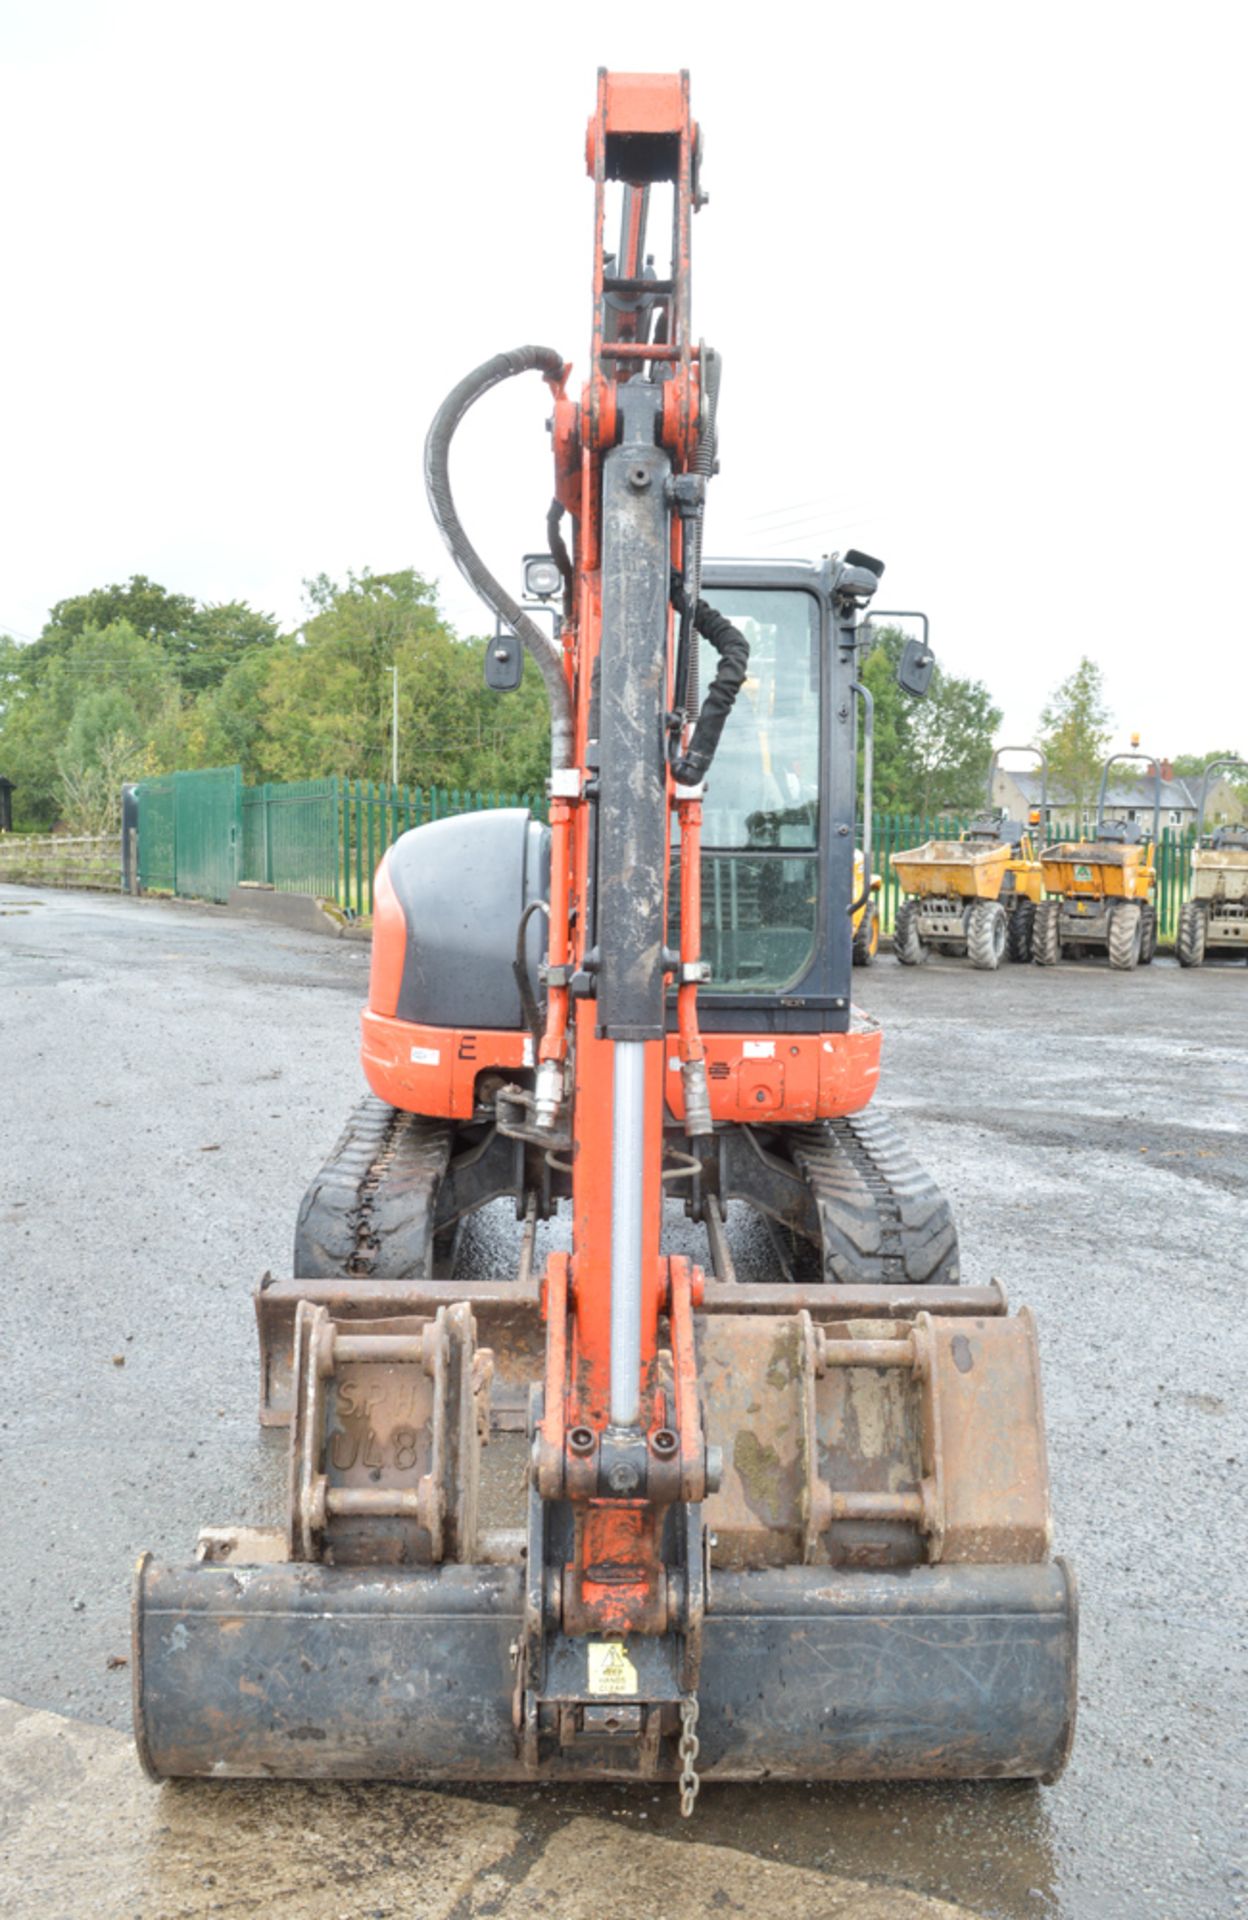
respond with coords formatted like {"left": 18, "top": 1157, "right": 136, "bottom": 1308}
{"left": 139, "top": 768, "right": 1200, "bottom": 936}
{"left": 242, "top": 779, "right": 340, "bottom": 899}
{"left": 338, "top": 781, "right": 545, "bottom": 914}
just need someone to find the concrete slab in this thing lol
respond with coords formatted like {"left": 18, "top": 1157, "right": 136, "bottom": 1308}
{"left": 0, "top": 1700, "right": 970, "bottom": 1920}
{"left": 228, "top": 886, "right": 347, "bottom": 937}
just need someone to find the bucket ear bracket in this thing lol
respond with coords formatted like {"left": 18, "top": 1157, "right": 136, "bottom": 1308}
{"left": 289, "top": 1300, "right": 491, "bottom": 1566}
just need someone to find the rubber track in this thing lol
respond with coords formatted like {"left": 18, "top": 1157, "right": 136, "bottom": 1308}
{"left": 293, "top": 1094, "right": 454, "bottom": 1279}
{"left": 787, "top": 1111, "right": 961, "bottom": 1287}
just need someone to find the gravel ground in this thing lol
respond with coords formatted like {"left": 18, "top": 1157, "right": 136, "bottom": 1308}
{"left": 1, "top": 884, "right": 1245, "bottom": 1920}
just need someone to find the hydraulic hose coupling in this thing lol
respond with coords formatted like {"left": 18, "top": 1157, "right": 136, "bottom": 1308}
{"left": 681, "top": 1057, "right": 714, "bottom": 1138}
{"left": 533, "top": 1058, "right": 564, "bottom": 1133}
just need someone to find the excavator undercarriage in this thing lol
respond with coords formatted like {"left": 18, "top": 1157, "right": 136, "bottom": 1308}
{"left": 135, "top": 68, "right": 1075, "bottom": 1803}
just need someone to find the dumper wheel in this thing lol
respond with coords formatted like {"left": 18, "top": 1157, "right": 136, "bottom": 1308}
{"left": 1176, "top": 901, "right": 1207, "bottom": 968}
{"left": 1032, "top": 899, "right": 1061, "bottom": 966}
{"left": 1007, "top": 898, "right": 1036, "bottom": 963}
{"left": 1108, "top": 902, "right": 1143, "bottom": 971}
{"left": 852, "top": 900, "right": 879, "bottom": 967}
{"left": 1138, "top": 903, "right": 1157, "bottom": 966}
{"left": 894, "top": 899, "right": 924, "bottom": 965}
{"left": 967, "top": 899, "right": 1007, "bottom": 970}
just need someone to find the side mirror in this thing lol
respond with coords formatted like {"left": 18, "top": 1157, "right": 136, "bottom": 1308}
{"left": 897, "top": 635, "right": 935, "bottom": 698}
{"left": 485, "top": 623, "right": 524, "bottom": 692}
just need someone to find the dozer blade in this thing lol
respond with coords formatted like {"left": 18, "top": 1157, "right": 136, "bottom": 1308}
{"left": 134, "top": 1556, "right": 1075, "bottom": 1783}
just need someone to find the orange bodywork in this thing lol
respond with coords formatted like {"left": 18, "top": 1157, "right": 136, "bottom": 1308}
{"left": 361, "top": 1003, "right": 880, "bottom": 1125}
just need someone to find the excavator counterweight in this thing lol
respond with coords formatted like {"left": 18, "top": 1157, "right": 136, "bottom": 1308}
{"left": 135, "top": 68, "right": 1076, "bottom": 1804}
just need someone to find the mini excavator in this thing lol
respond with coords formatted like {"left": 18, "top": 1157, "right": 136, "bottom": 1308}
{"left": 135, "top": 71, "right": 1076, "bottom": 1802}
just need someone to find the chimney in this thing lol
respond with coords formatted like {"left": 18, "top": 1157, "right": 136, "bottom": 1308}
{"left": 1161, "top": 758, "right": 1173, "bottom": 783}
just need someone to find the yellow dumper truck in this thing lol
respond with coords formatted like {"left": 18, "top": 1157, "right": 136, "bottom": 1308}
{"left": 1177, "top": 756, "right": 1248, "bottom": 966}
{"left": 892, "top": 747, "right": 1046, "bottom": 970}
{"left": 1035, "top": 752, "right": 1159, "bottom": 970}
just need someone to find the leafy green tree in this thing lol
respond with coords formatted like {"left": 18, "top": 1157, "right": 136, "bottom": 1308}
{"left": 253, "top": 570, "right": 549, "bottom": 792}
{"left": 28, "top": 576, "right": 195, "bottom": 669}
{"left": 178, "top": 601, "right": 280, "bottom": 694}
{"left": 858, "top": 626, "right": 1002, "bottom": 816}
{"left": 27, "top": 576, "right": 276, "bottom": 695}
{"left": 0, "top": 568, "right": 550, "bottom": 827}
{"left": 0, "top": 620, "right": 180, "bottom": 828}
{"left": 1039, "top": 657, "right": 1112, "bottom": 826}
{"left": 1172, "top": 749, "right": 1247, "bottom": 786}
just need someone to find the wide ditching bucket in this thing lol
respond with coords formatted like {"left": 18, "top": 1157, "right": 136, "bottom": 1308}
{"left": 134, "top": 1277, "right": 1076, "bottom": 1787}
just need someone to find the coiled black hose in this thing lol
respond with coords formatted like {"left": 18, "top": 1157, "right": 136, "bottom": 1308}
{"left": 423, "top": 347, "right": 575, "bottom": 770}
{"left": 672, "top": 592, "right": 749, "bottom": 786}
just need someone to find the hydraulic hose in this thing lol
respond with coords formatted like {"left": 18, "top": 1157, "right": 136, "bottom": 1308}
{"left": 424, "top": 347, "right": 575, "bottom": 770}
{"left": 546, "top": 498, "right": 575, "bottom": 617}
{"left": 672, "top": 593, "right": 749, "bottom": 786}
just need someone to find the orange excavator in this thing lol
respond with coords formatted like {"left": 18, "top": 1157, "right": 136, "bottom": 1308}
{"left": 134, "top": 71, "right": 1076, "bottom": 1803}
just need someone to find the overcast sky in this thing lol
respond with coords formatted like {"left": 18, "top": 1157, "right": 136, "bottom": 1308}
{"left": 2, "top": 1, "right": 1244, "bottom": 756}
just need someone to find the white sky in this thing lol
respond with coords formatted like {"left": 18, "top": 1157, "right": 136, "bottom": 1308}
{"left": 2, "top": 1, "right": 1244, "bottom": 755}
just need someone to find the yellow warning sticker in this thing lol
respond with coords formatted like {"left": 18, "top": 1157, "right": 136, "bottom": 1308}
{"left": 587, "top": 1639, "right": 639, "bottom": 1697}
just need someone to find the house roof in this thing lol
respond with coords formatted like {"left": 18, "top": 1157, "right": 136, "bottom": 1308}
{"left": 1001, "top": 768, "right": 1197, "bottom": 811}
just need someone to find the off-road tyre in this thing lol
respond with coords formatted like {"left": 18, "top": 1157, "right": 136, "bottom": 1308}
{"left": 852, "top": 900, "right": 879, "bottom": 967}
{"left": 1138, "top": 901, "right": 1157, "bottom": 966}
{"left": 1107, "top": 901, "right": 1143, "bottom": 971}
{"left": 1007, "top": 897, "right": 1037, "bottom": 963}
{"left": 788, "top": 1111, "right": 961, "bottom": 1287}
{"left": 293, "top": 1094, "right": 457, "bottom": 1279}
{"left": 1176, "top": 901, "right": 1207, "bottom": 968}
{"left": 893, "top": 899, "right": 924, "bottom": 966}
{"left": 1032, "top": 898, "right": 1061, "bottom": 966}
{"left": 967, "top": 899, "right": 1008, "bottom": 970}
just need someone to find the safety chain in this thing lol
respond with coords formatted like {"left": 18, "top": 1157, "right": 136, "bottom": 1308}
{"left": 678, "top": 1693, "right": 701, "bottom": 1817}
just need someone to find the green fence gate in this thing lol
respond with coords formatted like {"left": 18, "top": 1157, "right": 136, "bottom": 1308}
{"left": 136, "top": 774, "right": 176, "bottom": 893}
{"left": 136, "top": 766, "right": 241, "bottom": 904}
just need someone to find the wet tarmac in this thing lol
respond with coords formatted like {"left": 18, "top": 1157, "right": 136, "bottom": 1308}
{"left": 2, "top": 886, "right": 1245, "bottom": 1918}
{"left": 2, "top": 1696, "right": 966, "bottom": 1918}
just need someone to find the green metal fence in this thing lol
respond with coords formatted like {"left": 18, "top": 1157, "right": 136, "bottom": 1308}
{"left": 338, "top": 781, "right": 544, "bottom": 914}
{"left": 139, "top": 766, "right": 1200, "bottom": 935}
{"left": 242, "top": 779, "right": 340, "bottom": 898}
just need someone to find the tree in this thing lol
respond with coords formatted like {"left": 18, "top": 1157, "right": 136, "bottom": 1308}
{"left": 1039, "top": 657, "right": 1112, "bottom": 826}
{"left": 177, "top": 601, "right": 280, "bottom": 695}
{"left": 858, "top": 626, "right": 1002, "bottom": 816}
{"left": 252, "top": 570, "right": 550, "bottom": 791}
{"left": 59, "top": 726, "right": 146, "bottom": 836}
{"left": 0, "top": 620, "right": 181, "bottom": 828}
{"left": 28, "top": 576, "right": 277, "bottom": 695}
